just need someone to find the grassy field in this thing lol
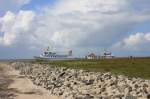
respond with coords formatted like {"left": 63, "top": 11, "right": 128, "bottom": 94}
{"left": 34, "top": 58, "right": 150, "bottom": 79}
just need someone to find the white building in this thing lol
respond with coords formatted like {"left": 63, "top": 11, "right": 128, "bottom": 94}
{"left": 85, "top": 50, "right": 114, "bottom": 59}
{"left": 85, "top": 53, "right": 97, "bottom": 59}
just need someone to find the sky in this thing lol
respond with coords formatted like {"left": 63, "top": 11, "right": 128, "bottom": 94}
{"left": 0, "top": 0, "right": 150, "bottom": 59}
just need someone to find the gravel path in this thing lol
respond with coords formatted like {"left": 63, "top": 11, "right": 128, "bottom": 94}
{"left": 0, "top": 62, "right": 60, "bottom": 99}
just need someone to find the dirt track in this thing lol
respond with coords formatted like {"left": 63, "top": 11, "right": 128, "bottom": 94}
{"left": 0, "top": 62, "right": 60, "bottom": 99}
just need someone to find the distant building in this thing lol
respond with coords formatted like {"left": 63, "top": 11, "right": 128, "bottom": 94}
{"left": 85, "top": 50, "right": 114, "bottom": 59}
{"left": 86, "top": 53, "right": 97, "bottom": 59}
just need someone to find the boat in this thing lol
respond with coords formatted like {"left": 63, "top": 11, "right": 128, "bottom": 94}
{"left": 101, "top": 49, "right": 114, "bottom": 59}
{"left": 34, "top": 46, "right": 73, "bottom": 60}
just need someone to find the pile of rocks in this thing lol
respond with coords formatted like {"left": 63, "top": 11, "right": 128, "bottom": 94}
{"left": 11, "top": 62, "right": 150, "bottom": 99}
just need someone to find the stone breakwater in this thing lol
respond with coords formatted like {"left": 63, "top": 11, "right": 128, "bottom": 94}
{"left": 11, "top": 62, "right": 150, "bottom": 99}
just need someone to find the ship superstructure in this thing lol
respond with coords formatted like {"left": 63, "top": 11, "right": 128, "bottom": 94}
{"left": 34, "top": 46, "right": 73, "bottom": 60}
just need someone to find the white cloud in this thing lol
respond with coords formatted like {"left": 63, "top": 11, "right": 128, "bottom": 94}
{"left": 49, "top": 0, "right": 128, "bottom": 14}
{"left": 1, "top": 0, "right": 150, "bottom": 57}
{"left": 124, "top": 33, "right": 144, "bottom": 45}
{"left": 0, "top": 11, "right": 35, "bottom": 46}
{"left": 36, "top": 0, "right": 150, "bottom": 48}
{"left": 145, "top": 33, "right": 150, "bottom": 41}
{"left": 112, "top": 32, "right": 150, "bottom": 51}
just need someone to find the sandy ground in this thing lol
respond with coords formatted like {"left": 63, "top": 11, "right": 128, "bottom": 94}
{"left": 0, "top": 62, "right": 60, "bottom": 99}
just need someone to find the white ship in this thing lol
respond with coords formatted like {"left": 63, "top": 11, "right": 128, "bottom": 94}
{"left": 34, "top": 47, "right": 73, "bottom": 60}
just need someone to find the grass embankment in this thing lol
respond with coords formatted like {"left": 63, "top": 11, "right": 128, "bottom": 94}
{"left": 33, "top": 58, "right": 150, "bottom": 79}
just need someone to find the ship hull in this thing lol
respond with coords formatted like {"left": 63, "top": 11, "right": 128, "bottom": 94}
{"left": 34, "top": 56, "right": 74, "bottom": 61}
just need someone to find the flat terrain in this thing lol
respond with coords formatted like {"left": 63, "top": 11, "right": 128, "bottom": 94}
{"left": 34, "top": 58, "right": 150, "bottom": 79}
{"left": 0, "top": 62, "right": 59, "bottom": 99}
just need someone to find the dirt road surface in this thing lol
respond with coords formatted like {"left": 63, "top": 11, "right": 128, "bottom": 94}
{"left": 0, "top": 62, "right": 60, "bottom": 99}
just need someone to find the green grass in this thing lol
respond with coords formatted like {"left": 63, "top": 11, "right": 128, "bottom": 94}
{"left": 33, "top": 58, "right": 150, "bottom": 79}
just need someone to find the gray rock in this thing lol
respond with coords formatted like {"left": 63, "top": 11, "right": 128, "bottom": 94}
{"left": 125, "top": 95, "right": 137, "bottom": 99}
{"left": 11, "top": 62, "right": 150, "bottom": 99}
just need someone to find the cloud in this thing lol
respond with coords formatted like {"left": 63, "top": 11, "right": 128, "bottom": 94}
{"left": 35, "top": 0, "right": 150, "bottom": 48}
{"left": 1, "top": 0, "right": 150, "bottom": 58}
{"left": 0, "top": 11, "right": 35, "bottom": 46}
{"left": 129, "top": 0, "right": 150, "bottom": 11}
{"left": 0, "top": 0, "right": 31, "bottom": 15}
{"left": 1, "top": 0, "right": 150, "bottom": 48}
{"left": 49, "top": 0, "right": 128, "bottom": 14}
{"left": 112, "top": 32, "right": 150, "bottom": 51}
